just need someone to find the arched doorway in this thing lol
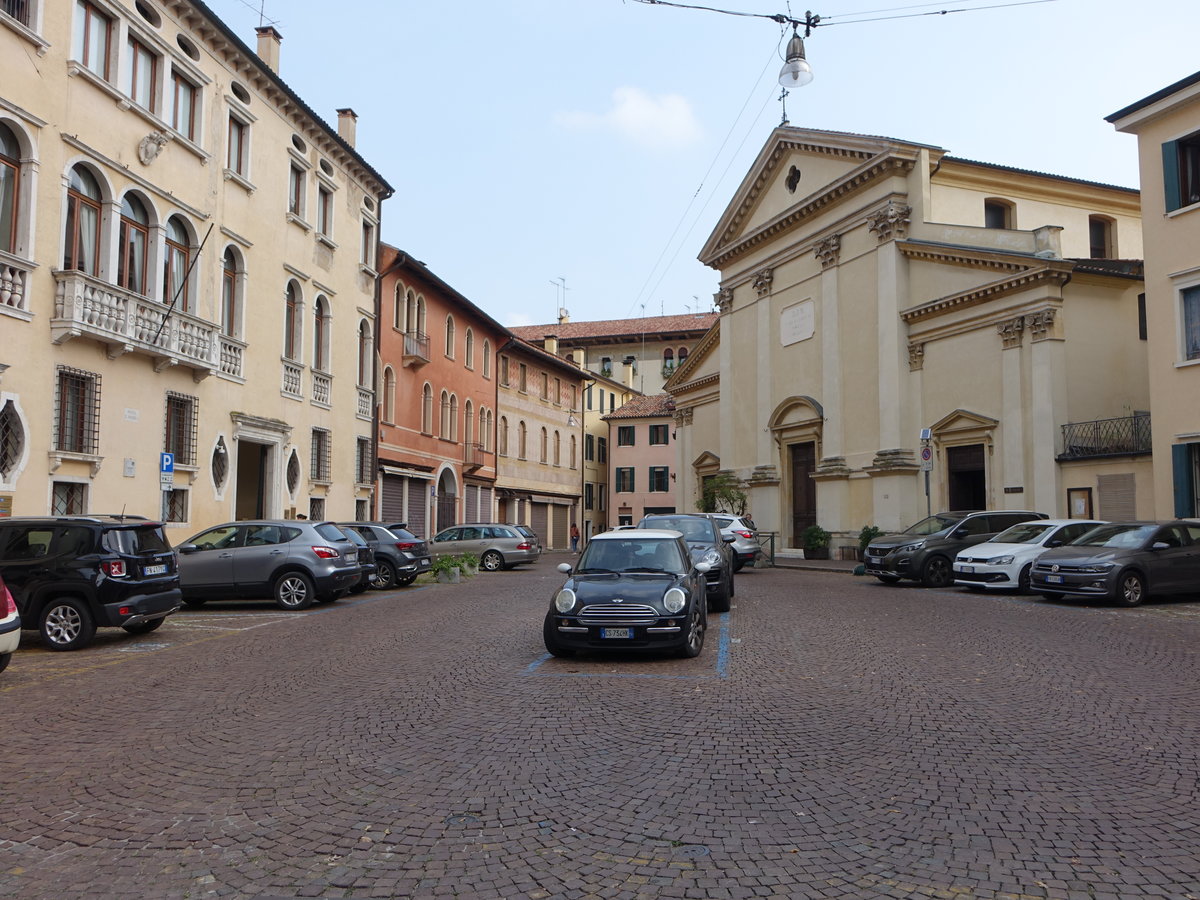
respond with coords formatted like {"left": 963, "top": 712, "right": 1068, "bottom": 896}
{"left": 768, "top": 396, "right": 824, "bottom": 548}
{"left": 436, "top": 469, "right": 458, "bottom": 533}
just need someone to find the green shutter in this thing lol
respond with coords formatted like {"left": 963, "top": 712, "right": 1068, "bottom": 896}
{"left": 1172, "top": 443, "right": 1195, "bottom": 517}
{"left": 1163, "top": 140, "right": 1182, "bottom": 212}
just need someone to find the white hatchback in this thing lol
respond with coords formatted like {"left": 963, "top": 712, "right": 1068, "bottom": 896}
{"left": 953, "top": 518, "right": 1106, "bottom": 593}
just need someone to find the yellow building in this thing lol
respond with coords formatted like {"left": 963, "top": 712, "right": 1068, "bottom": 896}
{"left": 1108, "top": 72, "right": 1200, "bottom": 517}
{"left": 671, "top": 127, "right": 1150, "bottom": 557}
{"left": 0, "top": 2, "right": 391, "bottom": 534}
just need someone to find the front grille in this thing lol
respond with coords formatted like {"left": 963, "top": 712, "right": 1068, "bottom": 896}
{"left": 1034, "top": 562, "right": 1087, "bottom": 573}
{"left": 867, "top": 545, "right": 888, "bottom": 556}
{"left": 578, "top": 603, "right": 659, "bottom": 626}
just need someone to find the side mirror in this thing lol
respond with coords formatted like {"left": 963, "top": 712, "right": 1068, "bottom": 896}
{"left": 1151, "top": 541, "right": 1170, "bottom": 551}
{"left": 951, "top": 527, "right": 968, "bottom": 539}
{"left": 557, "top": 563, "right": 573, "bottom": 574}
{"left": 1045, "top": 540, "right": 1062, "bottom": 548}
{"left": 177, "top": 544, "right": 198, "bottom": 554}
{"left": 695, "top": 562, "right": 712, "bottom": 574}
{"left": 723, "top": 534, "right": 736, "bottom": 543}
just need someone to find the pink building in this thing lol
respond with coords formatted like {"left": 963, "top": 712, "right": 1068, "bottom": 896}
{"left": 604, "top": 394, "right": 678, "bottom": 526}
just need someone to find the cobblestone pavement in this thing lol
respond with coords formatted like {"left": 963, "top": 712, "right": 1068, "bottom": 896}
{"left": 3, "top": 560, "right": 1200, "bottom": 900}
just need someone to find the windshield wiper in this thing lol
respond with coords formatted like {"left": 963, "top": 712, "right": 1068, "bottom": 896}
{"left": 621, "top": 566, "right": 671, "bottom": 574}
{"left": 577, "top": 567, "right": 619, "bottom": 575}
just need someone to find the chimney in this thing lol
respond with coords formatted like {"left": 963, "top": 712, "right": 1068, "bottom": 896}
{"left": 557, "top": 308, "right": 570, "bottom": 325}
{"left": 543, "top": 334, "right": 558, "bottom": 355}
{"left": 255, "top": 26, "right": 282, "bottom": 73}
{"left": 623, "top": 356, "right": 636, "bottom": 388}
{"left": 337, "top": 108, "right": 358, "bottom": 147}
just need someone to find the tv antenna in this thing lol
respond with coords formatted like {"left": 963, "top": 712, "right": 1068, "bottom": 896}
{"left": 549, "top": 277, "right": 568, "bottom": 322}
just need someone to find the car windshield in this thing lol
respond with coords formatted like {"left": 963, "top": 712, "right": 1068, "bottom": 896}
{"left": 992, "top": 522, "right": 1054, "bottom": 544}
{"left": 103, "top": 525, "right": 170, "bottom": 555}
{"left": 1070, "top": 524, "right": 1155, "bottom": 548}
{"left": 903, "top": 514, "right": 961, "bottom": 536}
{"left": 577, "top": 538, "right": 687, "bottom": 574}
{"left": 388, "top": 527, "right": 419, "bottom": 541}
{"left": 642, "top": 517, "right": 712, "bottom": 543}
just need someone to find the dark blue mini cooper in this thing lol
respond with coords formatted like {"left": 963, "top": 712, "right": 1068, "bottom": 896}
{"left": 542, "top": 529, "right": 712, "bottom": 659}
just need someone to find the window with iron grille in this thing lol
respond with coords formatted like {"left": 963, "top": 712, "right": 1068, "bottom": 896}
{"left": 4, "top": 0, "right": 31, "bottom": 27}
{"left": 355, "top": 437, "right": 372, "bottom": 484}
{"left": 310, "top": 428, "right": 331, "bottom": 482}
{"left": 356, "top": 498, "right": 369, "bottom": 520}
{"left": 55, "top": 366, "right": 100, "bottom": 454}
{"left": 287, "top": 448, "right": 301, "bottom": 494}
{"left": 164, "top": 392, "right": 198, "bottom": 465}
{"left": 52, "top": 481, "right": 87, "bottom": 515}
{"left": 308, "top": 497, "right": 325, "bottom": 520}
{"left": 0, "top": 399, "right": 23, "bottom": 481}
{"left": 211, "top": 437, "right": 229, "bottom": 489}
{"left": 162, "top": 488, "right": 188, "bottom": 523}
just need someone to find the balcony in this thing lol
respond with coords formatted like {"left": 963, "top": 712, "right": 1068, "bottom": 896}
{"left": 1, "top": 253, "right": 33, "bottom": 317}
{"left": 52, "top": 270, "right": 219, "bottom": 379}
{"left": 357, "top": 387, "right": 373, "bottom": 420}
{"left": 311, "top": 370, "right": 332, "bottom": 407}
{"left": 403, "top": 330, "right": 430, "bottom": 367}
{"left": 282, "top": 360, "right": 303, "bottom": 398}
{"left": 463, "top": 442, "right": 490, "bottom": 472}
{"left": 1058, "top": 413, "right": 1151, "bottom": 461}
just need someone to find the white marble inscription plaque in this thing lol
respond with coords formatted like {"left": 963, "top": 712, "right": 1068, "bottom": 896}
{"left": 780, "top": 299, "right": 815, "bottom": 346}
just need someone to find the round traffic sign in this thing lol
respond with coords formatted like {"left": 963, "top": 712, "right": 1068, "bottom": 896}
{"left": 920, "top": 447, "right": 932, "bottom": 462}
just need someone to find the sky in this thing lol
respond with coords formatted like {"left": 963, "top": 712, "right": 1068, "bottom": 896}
{"left": 201, "top": 0, "right": 1198, "bottom": 327}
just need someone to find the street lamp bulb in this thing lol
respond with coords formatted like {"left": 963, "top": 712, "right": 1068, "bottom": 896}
{"left": 778, "top": 33, "right": 813, "bottom": 87}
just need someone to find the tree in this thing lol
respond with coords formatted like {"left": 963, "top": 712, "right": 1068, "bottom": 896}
{"left": 700, "top": 472, "right": 748, "bottom": 516}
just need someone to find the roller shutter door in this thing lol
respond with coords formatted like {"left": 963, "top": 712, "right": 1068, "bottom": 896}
{"left": 479, "top": 486, "right": 493, "bottom": 521}
{"left": 1098, "top": 473, "right": 1136, "bottom": 520}
{"left": 407, "top": 482, "right": 428, "bottom": 538}
{"left": 381, "top": 475, "right": 405, "bottom": 522}
{"left": 552, "top": 507, "right": 569, "bottom": 550}
{"left": 531, "top": 503, "right": 548, "bottom": 547}
{"left": 465, "top": 485, "right": 479, "bottom": 522}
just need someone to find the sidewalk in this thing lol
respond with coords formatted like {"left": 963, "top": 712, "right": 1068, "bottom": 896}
{"left": 768, "top": 553, "right": 860, "bottom": 574}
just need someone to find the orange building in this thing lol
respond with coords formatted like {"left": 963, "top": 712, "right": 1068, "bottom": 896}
{"left": 375, "top": 246, "right": 506, "bottom": 536}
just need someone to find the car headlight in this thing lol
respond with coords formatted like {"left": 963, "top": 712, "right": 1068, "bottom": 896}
{"left": 702, "top": 549, "right": 722, "bottom": 566}
{"left": 1080, "top": 564, "right": 1114, "bottom": 574}
{"left": 663, "top": 588, "right": 686, "bottom": 613}
{"left": 897, "top": 541, "right": 925, "bottom": 553}
{"left": 554, "top": 588, "right": 577, "bottom": 613}
{"left": 988, "top": 555, "right": 1015, "bottom": 565}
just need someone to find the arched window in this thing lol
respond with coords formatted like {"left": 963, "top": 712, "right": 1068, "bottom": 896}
{"left": 478, "top": 407, "right": 487, "bottom": 450}
{"left": 465, "top": 328, "right": 475, "bottom": 369}
{"left": 117, "top": 194, "right": 150, "bottom": 295}
{"left": 440, "top": 390, "right": 450, "bottom": 439}
{"left": 421, "top": 384, "right": 433, "bottom": 434}
{"left": 393, "top": 283, "right": 403, "bottom": 331}
{"left": 358, "top": 320, "right": 372, "bottom": 386}
{"left": 482, "top": 340, "right": 491, "bottom": 378}
{"left": 220, "top": 247, "right": 241, "bottom": 337}
{"left": 416, "top": 294, "right": 426, "bottom": 335}
{"left": 540, "top": 427, "right": 548, "bottom": 464}
{"left": 405, "top": 290, "right": 417, "bottom": 334}
{"left": 464, "top": 399, "right": 474, "bottom": 446}
{"left": 313, "top": 296, "right": 330, "bottom": 372}
{"left": 0, "top": 123, "right": 24, "bottom": 255}
{"left": 283, "top": 281, "right": 301, "bottom": 361}
{"left": 518, "top": 421, "right": 527, "bottom": 459}
{"left": 486, "top": 410, "right": 494, "bottom": 451}
{"left": 449, "top": 394, "right": 459, "bottom": 441}
{"left": 163, "top": 215, "right": 191, "bottom": 309}
{"left": 984, "top": 198, "right": 1014, "bottom": 230}
{"left": 663, "top": 347, "right": 674, "bottom": 372}
{"left": 383, "top": 367, "right": 396, "bottom": 424}
{"left": 64, "top": 165, "right": 102, "bottom": 274}
{"left": 553, "top": 430, "right": 561, "bottom": 466}
{"left": 445, "top": 314, "right": 455, "bottom": 357}
{"left": 678, "top": 346, "right": 688, "bottom": 364}
{"left": 499, "top": 416, "right": 508, "bottom": 456}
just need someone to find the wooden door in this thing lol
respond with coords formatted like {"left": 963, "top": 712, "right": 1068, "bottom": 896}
{"left": 790, "top": 442, "right": 816, "bottom": 545}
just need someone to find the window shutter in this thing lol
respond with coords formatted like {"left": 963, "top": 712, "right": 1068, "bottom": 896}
{"left": 1172, "top": 443, "right": 1195, "bottom": 517}
{"left": 1163, "top": 140, "right": 1182, "bottom": 212}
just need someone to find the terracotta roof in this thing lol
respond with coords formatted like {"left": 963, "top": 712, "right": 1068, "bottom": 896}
{"left": 510, "top": 313, "right": 717, "bottom": 343}
{"left": 603, "top": 393, "right": 676, "bottom": 420}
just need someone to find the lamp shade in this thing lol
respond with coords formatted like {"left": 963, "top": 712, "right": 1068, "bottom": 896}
{"left": 778, "top": 33, "right": 813, "bottom": 87}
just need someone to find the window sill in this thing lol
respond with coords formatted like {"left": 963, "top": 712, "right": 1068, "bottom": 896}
{"left": 1167, "top": 200, "right": 1200, "bottom": 219}
{"left": 287, "top": 212, "right": 312, "bottom": 232}
{"left": 359, "top": 264, "right": 378, "bottom": 278}
{"left": 68, "top": 61, "right": 123, "bottom": 103}
{"left": 49, "top": 450, "right": 103, "bottom": 476}
{"left": 1174, "top": 357, "right": 1200, "bottom": 370}
{"left": 316, "top": 233, "right": 337, "bottom": 250}
{"left": 224, "top": 169, "right": 255, "bottom": 194}
{"left": 2, "top": 13, "right": 49, "bottom": 55}
{"left": 310, "top": 479, "right": 333, "bottom": 487}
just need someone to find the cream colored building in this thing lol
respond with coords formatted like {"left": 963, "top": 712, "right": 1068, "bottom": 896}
{"left": 579, "top": 372, "right": 639, "bottom": 541}
{"left": 0, "top": 2, "right": 391, "bottom": 533}
{"left": 1108, "top": 72, "right": 1200, "bottom": 518}
{"left": 670, "top": 127, "right": 1150, "bottom": 556}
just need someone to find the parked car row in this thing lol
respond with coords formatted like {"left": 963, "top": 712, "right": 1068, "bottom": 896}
{"left": 867, "top": 509, "right": 1200, "bottom": 607}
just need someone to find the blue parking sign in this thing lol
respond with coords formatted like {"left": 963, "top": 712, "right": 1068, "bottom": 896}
{"left": 160, "top": 452, "right": 174, "bottom": 473}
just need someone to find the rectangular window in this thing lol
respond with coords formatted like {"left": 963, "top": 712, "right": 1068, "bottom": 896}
{"left": 125, "top": 37, "right": 157, "bottom": 111}
{"left": 598, "top": 483, "right": 607, "bottom": 512}
{"left": 308, "top": 497, "right": 325, "bottom": 520}
{"left": 74, "top": 1, "right": 111, "bottom": 80}
{"left": 585, "top": 433, "right": 594, "bottom": 461}
{"left": 361, "top": 219, "right": 375, "bottom": 268}
{"left": 1138, "top": 292, "right": 1147, "bottom": 341}
{"left": 171, "top": 72, "right": 197, "bottom": 141}
{"left": 540, "top": 372, "right": 549, "bottom": 400}
{"left": 554, "top": 377, "right": 561, "bottom": 405}
{"left": 615, "top": 467, "right": 635, "bottom": 493}
{"left": 162, "top": 488, "right": 188, "bottom": 523}
{"left": 164, "top": 392, "right": 198, "bottom": 465}
{"left": 597, "top": 436, "right": 607, "bottom": 464}
{"left": 586, "top": 385, "right": 593, "bottom": 410}
{"left": 317, "top": 185, "right": 333, "bottom": 236}
{"left": 227, "top": 115, "right": 248, "bottom": 175}
{"left": 617, "top": 425, "right": 635, "bottom": 446}
{"left": 52, "top": 482, "right": 87, "bottom": 516}
{"left": 584, "top": 482, "right": 594, "bottom": 510}
{"left": 1088, "top": 217, "right": 1110, "bottom": 259}
{"left": 55, "top": 366, "right": 100, "bottom": 454}
{"left": 356, "top": 498, "right": 369, "bottom": 520}
{"left": 518, "top": 363, "right": 528, "bottom": 393}
{"left": 1184, "top": 285, "right": 1200, "bottom": 361}
{"left": 355, "top": 437, "right": 372, "bottom": 484}
{"left": 4, "top": 0, "right": 31, "bottom": 27}
{"left": 649, "top": 466, "right": 670, "bottom": 492}
{"left": 311, "top": 428, "right": 331, "bottom": 482}
{"left": 499, "top": 355, "right": 510, "bottom": 387}
{"left": 649, "top": 424, "right": 669, "bottom": 445}
{"left": 1164, "top": 132, "right": 1200, "bottom": 212}
{"left": 288, "top": 164, "right": 304, "bottom": 216}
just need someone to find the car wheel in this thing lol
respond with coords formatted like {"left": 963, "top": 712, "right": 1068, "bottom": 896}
{"left": 1116, "top": 571, "right": 1146, "bottom": 607}
{"left": 273, "top": 572, "right": 316, "bottom": 610}
{"left": 0, "top": 652, "right": 10, "bottom": 673}
{"left": 1017, "top": 564, "right": 1033, "bottom": 594}
{"left": 678, "top": 604, "right": 705, "bottom": 658}
{"left": 182, "top": 597, "right": 207, "bottom": 608}
{"left": 347, "top": 582, "right": 369, "bottom": 595}
{"left": 921, "top": 556, "right": 953, "bottom": 588}
{"left": 733, "top": 558, "right": 744, "bottom": 573}
{"left": 875, "top": 575, "right": 901, "bottom": 584}
{"left": 481, "top": 550, "right": 504, "bottom": 572}
{"left": 374, "top": 559, "right": 397, "bottom": 590}
{"left": 40, "top": 598, "right": 96, "bottom": 651}
{"left": 396, "top": 572, "right": 419, "bottom": 587}
{"left": 542, "top": 617, "right": 573, "bottom": 658}
{"left": 122, "top": 618, "right": 165, "bottom": 635}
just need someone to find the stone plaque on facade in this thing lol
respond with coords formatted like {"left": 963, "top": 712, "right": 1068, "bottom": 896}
{"left": 780, "top": 299, "right": 815, "bottom": 346}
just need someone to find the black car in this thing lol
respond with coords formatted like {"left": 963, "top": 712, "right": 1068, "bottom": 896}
{"left": 0, "top": 515, "right": 182, "bottom": 650}
{"left": 341, "top": 527, "right": 378, "bottom": 594}
{"left": 1032, "top": 521, "right": 1200, "bottom": 606}
{"left": 543, "top": 529, "right": 711, "bottom": 658}
{"left": 637, "top": 513, "right": 735, "bottom": 611}
{"left": 864, "top": 510, "right": 1048, "bottom": 588}
{"left": 339, "top": 523, "right": 432, "bottom": 589}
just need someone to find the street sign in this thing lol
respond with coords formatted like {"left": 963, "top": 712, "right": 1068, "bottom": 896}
{"left": 920, "top": 447, "right": 932, "bottom": 462}
{"left": 921, "top": 459, "right": 933, "bottom": 472}
{"left": 160, "top": 471, "right": 175, "bottom": 487}
{"left": 160, "top": 452, "right": 174, "bottom": 474}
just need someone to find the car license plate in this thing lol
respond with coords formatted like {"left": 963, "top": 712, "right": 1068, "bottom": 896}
{"left": 600, "top": 627, "right": 632, "bottom": 639}
{"left": 143, "top": 564, "right": 167, "bottom": 576}
{"left": 1045, "top": 574, "right": 1064, "bottom": 584}
{"left": 418, "top": 558, "right": 431, "bottom": 569}
{"left": 867, "top": 556, "right": 881, "bottom": 565}
{"left": 958, "top": 565, "right": 974, "bottom": 574}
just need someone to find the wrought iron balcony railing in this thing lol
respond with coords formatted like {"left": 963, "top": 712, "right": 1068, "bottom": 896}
{"left": 463, "top": 442, "right": 490, "bottom": 470}
{"left": 403, "top": 330, "right": 430, "bottom": 366}
{"left": 1058, "top": 412, "right": 1151, "bottom": 460}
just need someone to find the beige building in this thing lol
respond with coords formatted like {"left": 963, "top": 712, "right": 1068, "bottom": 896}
{"left": 1108, "top": 72, "right": 1200, "bottom": 518}
{"left": 495, "top": 337, "right": 585, "bottom": 549}
{"left": 670, "top": 127, "right": 1150, "bottom": 556}
{"left": 579, "top": 372, "right": 639, "bottom": 541}
{"left": 0, "top": 2, "right": 390, "bottom": 533}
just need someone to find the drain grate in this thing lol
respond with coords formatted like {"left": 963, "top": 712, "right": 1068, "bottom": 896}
{"left": 443, "top": 814, "right": 480, "bottom": 827}
{"left": 673, "top": 844, "right": 710, "bottom": 858}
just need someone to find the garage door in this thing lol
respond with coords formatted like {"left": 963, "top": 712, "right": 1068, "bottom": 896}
{"left": 381, "top": 475, "right": 405, "bottom": 522}
{"left": 407, "top": 482, "right": 428, "bottom": 538}
{"left": 479, "top": 486, "right": 493, "bottom": 522}
{"left": 531, "top": 503, "right": 548, "bottom": 547}
{"left": 552, "top": 506, "right": 569, "bottom": 550}
{"left": 465, "top": 484, "right": 478, "bottom": 522}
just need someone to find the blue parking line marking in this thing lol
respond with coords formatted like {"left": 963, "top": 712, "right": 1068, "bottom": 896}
{"left": 526, "top": 612, "right": 731, "bottom": 679}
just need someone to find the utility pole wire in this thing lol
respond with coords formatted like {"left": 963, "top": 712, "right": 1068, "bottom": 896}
{"left": 151, "top": 223, "right": 215, "bottom": 347}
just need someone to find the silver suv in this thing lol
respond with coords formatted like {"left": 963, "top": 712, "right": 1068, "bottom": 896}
{"left": 704, "top": 514, "right": 761, "bottom": 571}
{"left": 175, "top": 520, "right": 361, "bottom": 610}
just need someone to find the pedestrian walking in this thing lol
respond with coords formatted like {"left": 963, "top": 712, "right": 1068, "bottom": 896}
{"left": 570, "top": 523, "right": 580, "bottom": 553}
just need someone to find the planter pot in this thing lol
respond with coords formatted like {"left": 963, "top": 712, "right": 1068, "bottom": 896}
{"left": 436, "top": 567, "right": 461, "bottom": 584}
{"left": 804, "top": 547, "right": 830, "bottom": 560}
{"left": 462, "top": 565, "right": 479, "bottom": 577}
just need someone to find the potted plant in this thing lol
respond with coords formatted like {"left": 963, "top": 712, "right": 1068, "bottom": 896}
{"left": 457, "top": 553, "right": 480, "bottom": 577}
{"left": 431, "top": 555, "right": 461, "bottom": 584}
{"left": 801, "top": 525, "right": 831, "bottom": 560}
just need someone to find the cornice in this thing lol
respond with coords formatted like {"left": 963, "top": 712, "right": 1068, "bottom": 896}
{"left": 668, "top": 372, "right": 720, "bottom": 396}
{"left": 900, "top": 264, "right": 1074, "bottom": 325}
{"left": 704, "top": 153, "right": 918, "bottom": 270}
{"left": 897, "top": 240, "right": 1036, "bottom": 273}
{"left": 664, "top": 319, "right": 719, "bottom": 389}
{"left": 935, "top": 160, "right": 1141, "bottom": 215}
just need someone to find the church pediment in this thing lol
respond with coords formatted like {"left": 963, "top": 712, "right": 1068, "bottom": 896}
{"left": 929, "top": 408, "right": 999, "bottom": 438}
{"left": 665, "top": 319, "right": 719, "bottom": 395}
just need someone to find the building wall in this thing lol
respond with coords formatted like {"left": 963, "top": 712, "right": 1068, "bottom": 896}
{"left": 579, "top": 376, "right": 637, "bottom": 541}
{"left": 607, "top": 417, "right": 677, "bottom": 524}
{"left": 0, "top": 1, "right": 388, "bottom": 535}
